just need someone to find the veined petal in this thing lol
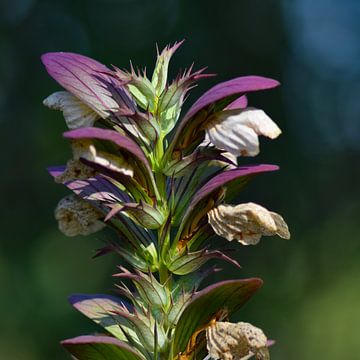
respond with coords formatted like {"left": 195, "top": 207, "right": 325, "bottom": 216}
{"left": 166, "top": 76, "right": 279, "bottom": 158}
{"left": 55, "top": 194, "right": 105, "bottom": 237}
{"left": 208, "top": 203, "right": 290, "bottom": 245}
{"left": 187, "top": 165, "right": 278, "bottom": 219}
{"left": 41, "top": 52, "right": 135, "bottom": 118}
{"left": 64, "top": 127, "right": 158, "bottom": 200}
{"left": 183, "top": 77, "right": 279, "bottom": 123}
{"left": 43, "top": 91, "right": 99, "bottom": 129}
{"left": 225, "top": 94, "right": 248, "bottom": 110}
{"left": 48, "top": 166, "right": 130, "bottom": 207}
{"left": 64, "top": 128, "right": 151, "bottom": 174}
{"left": 206, "top": 321, "right": 269, "bottom": 360}
{"left": 206, "top": 107, "right": 282, "bottom": 157}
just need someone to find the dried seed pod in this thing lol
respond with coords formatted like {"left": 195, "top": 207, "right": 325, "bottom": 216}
{"left": 208, "top": 202, "right": 290, "bottom": 245}
{"left": 55, "top": 195, "right": 105, "bottom": 236}
{"left": 206, "top": 321, "right": 269, "bottom": 360}
{"left": 54, "top": 159, "right": 97, "bottom": 183}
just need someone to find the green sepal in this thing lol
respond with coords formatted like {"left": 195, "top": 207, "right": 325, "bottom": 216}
{"left": 158, "top": 101, "right": 182, "bottom": 134}
{"left": 124, "top": 202, "right": 166, "bottom": 229}
{"left": 114, "top": 66, "right": 156, "bottom": 112}
{"left": 116, "top": 309, "right": 167, "bottom": 353}
{"left": 152, "top": 41, "right": 184, "bottom": 96}
{"left": 107, "top": 201, "right": 166, "bottom": 229}
{"left": 162, "top": 147, "right": 233, "bottom": 178}
{"left": 167, "top": 268, "right": 216, "bottom": 327}
{"left": 134, "top": 272, "right": 169, "bottom": 311}
{"left": 128, "top": 112, "right": 160, "bottom": 143}
{"left": 166, "top": 248, "right": 240, "bottom": 275}
{"left": 139, "top": 243, "right": 159, "bottom": 271}
{"left": 114, "top": 269, "right": 170, "bottom": 311}
{"left": 116, "top": 245, "right": 159, "bottom": 272}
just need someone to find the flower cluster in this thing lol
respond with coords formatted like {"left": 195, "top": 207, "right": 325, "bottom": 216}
{"left": 42, "top": 41, "right": 290, "bottom": 360}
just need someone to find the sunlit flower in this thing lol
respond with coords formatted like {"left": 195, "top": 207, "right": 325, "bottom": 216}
{"left": 206, "top": 107, "right": 282, "bottom": 157}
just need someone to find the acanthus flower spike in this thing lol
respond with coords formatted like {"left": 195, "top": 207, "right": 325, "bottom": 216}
{"left": 42, "top": 41, "right": 290, "bottom": 360}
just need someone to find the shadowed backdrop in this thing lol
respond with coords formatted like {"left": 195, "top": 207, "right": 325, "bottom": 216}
{"left": 1, "top": 0, "right": 360, "bottom": 359}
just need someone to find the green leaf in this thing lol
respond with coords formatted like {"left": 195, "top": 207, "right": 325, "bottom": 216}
{"left": 61, "top": 335, "right": 143, "bottom": 360}
{"left": 172, "top": 278, "right": 263, "bottom": 355}
{"left": 69, "top": 294, "right": 140, "bottom": 346}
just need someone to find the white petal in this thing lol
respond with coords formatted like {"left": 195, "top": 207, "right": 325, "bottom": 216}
{"left": 241, "top": 107, "right": 282, "bottom": 139}
{"left": 198, "top": 133, "right": 238, "bottom": 169}
{"left": 43, "top": 91, "right": 99, "bottom": 129}
{"left": 71, "top": 140, "right": 134, "bottom": 177}
{"left": 270, "top": 211, "right": 291, "bottom": 239}
{"left": 205, "top": 107, "right": 281, "bottom": 157}
{"left": 88, "top": 145, "right": 134, "bottom": 177}
{"left": 208, "top": 202, "right": 290, "bottom": 245}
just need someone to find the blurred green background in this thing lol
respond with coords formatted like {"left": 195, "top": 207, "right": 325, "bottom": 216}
{"left": 1, "top": 0, "right": 360, "bottom": 359}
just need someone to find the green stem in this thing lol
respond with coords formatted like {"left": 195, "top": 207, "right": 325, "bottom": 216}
{"left": 155, "top": 133, "right": 165, "bottom": 163}
{"left": 159, "top": 263, "right": 169, "bottom": 285}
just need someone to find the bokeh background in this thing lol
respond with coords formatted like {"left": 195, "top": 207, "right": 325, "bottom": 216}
{"left": 1, "top": 0, "right": 360, "bottom": 359}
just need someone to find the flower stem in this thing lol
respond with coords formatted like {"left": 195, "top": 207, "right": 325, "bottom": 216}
{"left": 159, "top": 263, "right": 169, "bottom": 285}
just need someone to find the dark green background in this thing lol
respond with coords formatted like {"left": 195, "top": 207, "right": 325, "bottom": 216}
{"left": 1, "top": 0, "right": 360, "bottom": 359}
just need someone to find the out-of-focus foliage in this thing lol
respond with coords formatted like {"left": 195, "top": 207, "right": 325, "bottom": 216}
{"left": 0, "top": 0, "right": 359, "bottom": 359}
